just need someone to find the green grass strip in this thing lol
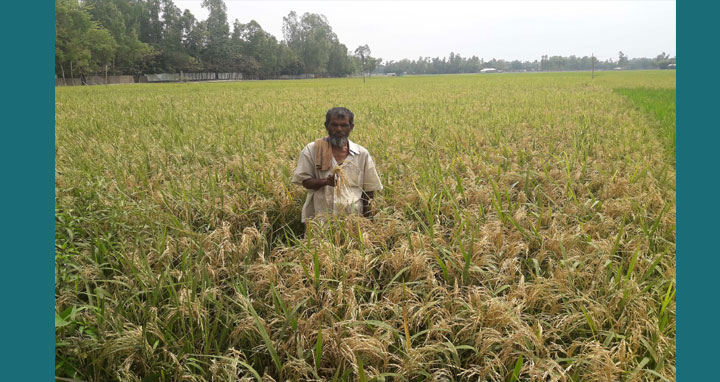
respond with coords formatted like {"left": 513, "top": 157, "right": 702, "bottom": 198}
{"left": 614, "top": 87, "right": 676, "bottom": 162}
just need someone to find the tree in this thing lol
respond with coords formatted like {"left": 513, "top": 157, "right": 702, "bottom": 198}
{"left": 86, "top": 0, "right": 155, "bottom": 75}
{"left": 56, "top": 0, "right": 92, "bottom": 78}
{"left": 282, "top": 11, "right": 301, "bottom": 51}
{"left": 140, "top": 0, "right": 163, "bottom": 46}
{"left": 448, "top": 52, "right": 462, "bottom": 73}
{"left": 85, "top": 26, "right": 117, "bottom": 74}
{"left": 282, "top": 11, "right": 339, "bottom": 75}
{"left": 232, "top": 20, "right": 283, "bottom": 78}
{"left": 157, "top": 0, "right": 192, "bottom": 71}
{"left": 182, "top": 12, "right": 205, "bottom": 61}
{"left": 618, "top": 51, "right": 629, "bottom": 67}
{"left": 353, "top": 45, "right": 380, "bottom": 79}
{"left": 277, "top": 42, "right": 303, "bottom": 75}
{"left": 201, "top": 0, "right": 231, "bottom": 71}
{"left": 655, "top": 52, "right": 670, "bottom": 69}
{"left": 55, "top": 0, "right": 117, "bottom": 79}
{"left": 354, "top": 44, "right": 370, "bottom": 82}
{"left": 327, "top": 42, "right": 353, "bottom": 77}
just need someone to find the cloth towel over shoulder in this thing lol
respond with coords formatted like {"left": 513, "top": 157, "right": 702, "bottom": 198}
{"left": 314, "top": 137, "right": 333, "bottom": 171}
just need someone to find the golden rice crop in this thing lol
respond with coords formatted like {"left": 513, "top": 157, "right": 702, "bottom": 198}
{"left": 55, "top": 71, "right": 675, "bottom": 381}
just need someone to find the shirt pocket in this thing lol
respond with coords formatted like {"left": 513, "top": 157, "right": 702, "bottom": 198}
{"left": 341, "top": 160, "right": 362, "bottom": 188}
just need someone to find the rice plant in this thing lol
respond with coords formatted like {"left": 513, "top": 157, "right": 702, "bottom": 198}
{"left": 56, "top": 71, "right": 675, "bottom": 381}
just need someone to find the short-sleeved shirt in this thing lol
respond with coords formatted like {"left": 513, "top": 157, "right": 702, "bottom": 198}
{"left": 292, "top": 140, "right": 383, "bottom": 222}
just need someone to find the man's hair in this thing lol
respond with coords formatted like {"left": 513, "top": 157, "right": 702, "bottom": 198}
{"left": 325, "top": 107, "right": 354, "bottom": 126}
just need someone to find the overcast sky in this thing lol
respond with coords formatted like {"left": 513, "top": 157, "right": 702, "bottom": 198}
{"left": 175, "top": 0, "right": 675, "bottom": 62}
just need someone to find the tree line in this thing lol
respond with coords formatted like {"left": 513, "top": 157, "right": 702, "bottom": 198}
{"left": 56, "top": 0, "right": 675, "bottom": 80}
{"left": 380, "top": 51, "right": 676, "bottom": 75}
{"left": 55, "top": 0, "right": 380, "bottom": 79}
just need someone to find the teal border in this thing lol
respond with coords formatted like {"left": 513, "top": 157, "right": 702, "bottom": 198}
{"left": 677, "top": 1, "right": 716, "bottom": 380}
{"left": 0, "top": 2, "right": 54, "bottom": 380}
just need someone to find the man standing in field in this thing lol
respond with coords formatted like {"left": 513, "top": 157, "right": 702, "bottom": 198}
{"left": 292, "top": 107, "right": 383, "bottom": 222}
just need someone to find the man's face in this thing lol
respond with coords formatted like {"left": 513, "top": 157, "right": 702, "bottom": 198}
{"left": 326, "top": 115, "right": 353, "bottom": 147}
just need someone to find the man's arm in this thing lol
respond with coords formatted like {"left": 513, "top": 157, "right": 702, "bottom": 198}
{"left": 302, "top": 174, "right": 336, "bottom": 190}
{"left": 293, "top": 144, "right": 334, "bottom": 190}
{"left": 360, "top": 151, "right": 382, "bottom": 219}
{"left": 361, "top": 191, "right": 374, "bottom": 218}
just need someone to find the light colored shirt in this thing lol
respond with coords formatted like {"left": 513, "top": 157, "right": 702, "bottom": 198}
{"left": 292, "top": 139, "right": 383, "bottom": 222}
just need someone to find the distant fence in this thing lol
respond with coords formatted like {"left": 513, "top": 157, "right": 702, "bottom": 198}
{"left": 216, "top": 72, "right": 244, "bottom": 81}
{"left": 140, "top": 72, "right": 245, "bottom": 82}
{"left": 142, "top": 73, "right": 181, "bottom": 82}
{"left": 55, "top": 75, "right": 134, "bottom": 86}
{"left": 56, "top": 78, "right": 83, "bottom": 86}
{"left": 181, "top": 72, "right": 216, "bottom": 81}
{"left": 278, "top": 74, "right": 315, "bottom": 80}
{"left": 56, "top": 72, "right": 316, "bottom": 86}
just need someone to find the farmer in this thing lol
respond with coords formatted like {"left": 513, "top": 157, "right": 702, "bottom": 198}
{"left": 292, "top": 107, "right": 383, "bottom": 222}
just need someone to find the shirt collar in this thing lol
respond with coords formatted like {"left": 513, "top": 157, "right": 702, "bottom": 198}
{"left": 348, "top": 140, "right": 360, "bottom": 156}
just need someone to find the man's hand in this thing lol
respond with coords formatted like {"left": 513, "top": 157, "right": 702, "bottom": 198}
{"left": 301, "top": 174, "right": 336, "bottom": 190}
{"left": 325, "top": 174, "right": 336, "bottom": 187}
{"left": 362, "top": 191, "right": 375, "bottom": 219}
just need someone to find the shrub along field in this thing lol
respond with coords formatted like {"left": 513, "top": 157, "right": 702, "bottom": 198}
{"left": 55, "top": 71, "right": 676, "bottom": 381}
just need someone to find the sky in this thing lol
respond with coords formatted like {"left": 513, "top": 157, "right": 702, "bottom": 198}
{"left": 175, "top": 0, "right": 676, "bottom": 63}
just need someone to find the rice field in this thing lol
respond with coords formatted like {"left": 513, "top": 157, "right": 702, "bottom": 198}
{"left": 55, "top": 70, "right": 676, "bottom": 381}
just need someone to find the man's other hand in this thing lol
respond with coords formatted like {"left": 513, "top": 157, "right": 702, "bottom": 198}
{"left": 325, "top": 174, "right": 336, "bottom": 187}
